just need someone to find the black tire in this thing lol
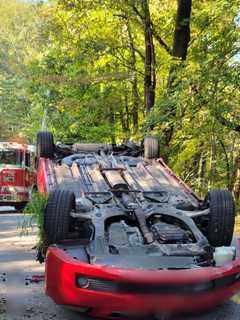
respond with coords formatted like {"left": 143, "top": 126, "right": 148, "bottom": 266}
{"left": 44, "top": 189, "right": 75, "bottom": 244}
{"left": 206, "top": 189, "right": 235, "bottom": 247}
{"left": 15, "top": 202, "right": 27, "bottom": 212}
{"left": 144, "top": 136, "right": 160, "bottom": 159}
{"left": 36, "top": 131, "right": 54, "bottom": 159}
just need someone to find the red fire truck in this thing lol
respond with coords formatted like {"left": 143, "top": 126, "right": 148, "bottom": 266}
{"left": 0, "top": 142, "right": 36, "bottom": 211}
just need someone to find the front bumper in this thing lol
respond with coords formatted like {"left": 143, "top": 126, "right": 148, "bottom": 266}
{"left": 0, "top": 187, "right": 29, "bottom": 204}
{"left": 45, "top": 242, "right": 240, "bottom": 318}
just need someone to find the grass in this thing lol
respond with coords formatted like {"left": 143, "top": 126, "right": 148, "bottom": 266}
{"left": 22, "top": 192, "right": 48, "bottom": 259}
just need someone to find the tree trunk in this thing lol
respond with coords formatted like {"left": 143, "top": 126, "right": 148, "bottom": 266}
{"left": 132, "top": 78, "right": 139, "bottom": 130}
{"left": 172, "top": 0, "right": 192, "bottom": 60}
{"left": 167, "top": 0, "right": 192, "bottom": 90}
{"left": 108, "top": 105, "right": 116, "bottom": 144}
{"left": 124, "top": 89, "right": 130, "bottom": 133}
{"left": 233, "top": 155, "right": 240, "bottom": 201}
{"left": 125, "top": 19, "right": 140, "bottom": 131}
{"left": 208, "top": 135, "right": 217, "bottom": 189}
{"left": 120, "top": 89, "right": 130, "bottom": 137}
{"left": 219, "top": 139, "right": 231, "bottom": 190}
{"left": 142, "top": 0, "right": 156, "bottom": 112}
{"left": 197, "top": 151, "right": 207, "bottom": 197}
{"left": 163, "top": 0, "right": 192, "bottom": 148}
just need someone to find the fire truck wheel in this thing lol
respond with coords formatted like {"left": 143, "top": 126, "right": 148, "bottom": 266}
{"left": 144, "top": 136, "right": 160, "bottom": 159}
{"left": 44, "top": 188, "right": 75, "bottom": 244}
{"left": 36, "top": 131, "right": 54, "bottom": 159}
{"left": 205, "top": 189, "right": 235, "bottom": 247}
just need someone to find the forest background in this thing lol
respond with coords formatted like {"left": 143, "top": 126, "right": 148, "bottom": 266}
{"left": 0, "top": 0, "right": 239, "bottom": 199}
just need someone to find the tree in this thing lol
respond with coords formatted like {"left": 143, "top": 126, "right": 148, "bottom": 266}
{"left": 143, "top": 0, "right": 156, "bottom": 112}
{"left": 162, "top": 0, "right": 192, "bottom": 147}
{"left": 0, "top": 0, "right": 42, "bottom": 140}
{"left": 1, "top": 0, "right": 240, "bottom": 198}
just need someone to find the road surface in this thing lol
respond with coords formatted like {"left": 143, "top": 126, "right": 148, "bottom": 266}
{"left": 0, "top": 209, "right": 240, "bottom": 320}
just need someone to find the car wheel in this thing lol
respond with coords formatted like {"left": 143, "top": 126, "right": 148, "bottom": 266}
{"left": 205, "top": 189, "right": 235, "bottom": 247}
{"left": 44, "top": 188, "right": 75, "bottom": 244}
{"left": 144, "top": 136, "right": 160, "bottom": 159}
{"left": 36, "top": 131, "right": 54, "bottom": 159}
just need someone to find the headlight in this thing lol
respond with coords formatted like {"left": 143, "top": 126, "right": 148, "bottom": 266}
{"left": 3, "top": 173, "right": 15, "bottom": 183}
{"left": 191, "top": 282, "right": 213, "bottom": 293}
{"left": 76, "top": 276, "right": 89, "bottom": 289}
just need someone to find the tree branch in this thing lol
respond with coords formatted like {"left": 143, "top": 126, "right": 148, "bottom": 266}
{"left": 213, "top": 111, "right": 240, "bottom": 132}
{"left": 151, "top": 26, "right": 172, "bottom": 55}
{"left": 132, "top": 5, "right": 144, "bottom": 21}
{"left": 133, "top": 47, "right": 145, "bottom": 60}
{"left": 121, "top": 2, "right": 172, "bottom": 55}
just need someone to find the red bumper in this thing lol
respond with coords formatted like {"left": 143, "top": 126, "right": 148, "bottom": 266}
{"left": 45, "top": 244, "right": 240, "bottom": 318}
{"left": 0, "top": 191, "right": 29, "bottom": 203}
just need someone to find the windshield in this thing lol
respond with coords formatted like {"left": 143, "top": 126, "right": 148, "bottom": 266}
{"left": 0, "top": 149, "right": 22, "bottom": 167}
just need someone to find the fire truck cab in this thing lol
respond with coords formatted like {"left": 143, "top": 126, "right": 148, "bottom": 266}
{"left": 0, "top": 142, "right": 36, "bottom": 211}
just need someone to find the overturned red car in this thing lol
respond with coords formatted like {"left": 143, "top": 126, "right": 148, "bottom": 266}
{"left": 36, "top": 131, "right": 239, "bottom": 318}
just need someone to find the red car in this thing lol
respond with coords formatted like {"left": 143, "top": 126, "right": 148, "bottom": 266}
{"left": 0, "top": 142, "right": 36, "bottom": 211}
{"left": 37, "top": 131, "right": 239, "bottom": 318}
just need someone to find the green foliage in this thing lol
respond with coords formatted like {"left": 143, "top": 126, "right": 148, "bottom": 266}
{"left": 1, "top": 0, "right": 240, "bottom": 199}
{"left": 0, "top": 0, "right": 43, "bottom": 140}
{"left": 144, "top": 0, "right": 240, "bottom": 195}
{"left": 23, "top": 192, "right": 48, "bottom": 250}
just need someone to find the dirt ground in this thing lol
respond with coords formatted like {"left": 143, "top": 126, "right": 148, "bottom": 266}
{"left": 1, "top": 210, "right": 240, "bottom": 320}
{"left": 0, "top": 211, "right": 90, "bottom": 320}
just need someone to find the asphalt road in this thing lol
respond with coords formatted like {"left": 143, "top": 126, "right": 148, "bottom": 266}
{"left": 0, "top": 209, "right": 240, "bottom": 320}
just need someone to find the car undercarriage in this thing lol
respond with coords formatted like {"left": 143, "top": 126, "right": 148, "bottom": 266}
{"left": 37, "top": 132, "right": 235, "bottom": 269}
{"left": 36, "top": 131, "right": 238, "bottom": 318}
